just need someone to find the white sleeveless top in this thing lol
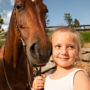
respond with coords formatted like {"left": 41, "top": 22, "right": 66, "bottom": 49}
{"left": 44, "top": 69, "right": 83, "bottom": 90}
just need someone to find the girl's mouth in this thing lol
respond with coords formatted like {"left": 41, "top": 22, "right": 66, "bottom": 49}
{"left": 60, "top": 57, "right": 69, "bottom": 60}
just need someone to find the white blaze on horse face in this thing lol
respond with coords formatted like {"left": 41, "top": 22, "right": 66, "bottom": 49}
{"left": 32, "top": 0, "right": 35, "bottom": 2}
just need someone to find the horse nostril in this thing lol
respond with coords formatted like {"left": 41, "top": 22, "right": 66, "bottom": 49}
{"left": 30, "top": 43, "right": 35, "bottom": 53}
{"left": 30, "top": 42, "right": 39, "bottom": 59}
{"left": 30, "top": 41, "right": 52, "bottom": 63}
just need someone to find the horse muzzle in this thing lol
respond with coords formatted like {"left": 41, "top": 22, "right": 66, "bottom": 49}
{"left": 26, "top": 40, "right": 52, "bottom": 66}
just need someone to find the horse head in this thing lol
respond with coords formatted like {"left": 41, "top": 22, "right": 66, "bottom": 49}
{"left": 6, "top": 0, "right": 51, "bottom": 67}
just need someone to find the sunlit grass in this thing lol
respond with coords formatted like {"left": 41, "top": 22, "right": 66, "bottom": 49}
{"left": 79, "top": 31, "right": 90, "bottom": 45}
{"left": 0, "top": 41, "right": 4, "bottom": 46}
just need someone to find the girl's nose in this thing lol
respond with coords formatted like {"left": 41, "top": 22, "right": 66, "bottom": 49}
{"left": 60, "top": 47, "right": 67, "bottom": 55}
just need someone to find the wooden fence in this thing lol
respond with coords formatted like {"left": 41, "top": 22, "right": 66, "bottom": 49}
{"left": 46, "top": 25, "right": 90, "bottom": 31}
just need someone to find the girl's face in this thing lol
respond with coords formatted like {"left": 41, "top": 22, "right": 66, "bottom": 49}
{"left": 52, "top": 31, "right": 78, "bottom": 68}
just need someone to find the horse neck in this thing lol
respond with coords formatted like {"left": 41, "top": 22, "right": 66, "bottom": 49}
{"left": 4, "top": 22, "right": 26, "bottom": 69}
{"left": 3, "top": 23, "right": 33, "bottom": 89}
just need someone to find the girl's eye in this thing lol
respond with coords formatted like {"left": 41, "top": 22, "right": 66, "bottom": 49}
{"left": 55, "top": 45, "right": 61, "bottom": 49}
{"left": 68, "top": 45, "right": 75, "bottom": 49}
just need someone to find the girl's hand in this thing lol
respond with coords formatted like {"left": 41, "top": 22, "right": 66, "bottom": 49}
{"left": 32, "top": 74, "right": 46, "bottom": 90}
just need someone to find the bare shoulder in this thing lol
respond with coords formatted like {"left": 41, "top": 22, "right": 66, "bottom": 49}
{"left": 74, "top": 70, "right": 90, "bottom": 90}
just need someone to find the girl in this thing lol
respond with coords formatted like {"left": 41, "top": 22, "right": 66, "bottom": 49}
{"left": 32, "top": 26, "right": 90, "bottom": 90}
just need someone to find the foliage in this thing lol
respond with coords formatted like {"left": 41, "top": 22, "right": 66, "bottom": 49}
{"left": 73, "top": 18, "right": 80, "bottom": 27}
{"left": 0, "top": 41, "right": 4, "bottom": 46}
{"left": 45, "top": 14, "right": 50, "bottom": 27}
{"left": 79, "top": 31, "right": 90, "bottom": 43}
{"left": 45, "top": 13, "right": 50, "bottom": 33}
{"left": 0, "top": 14, "right": 4, "bottom": 29}
{"left": 64, "top": 13, "right": 73, "bottom": 26}
{"left": 64, "top": 13, "right": 80, "bottom": 27}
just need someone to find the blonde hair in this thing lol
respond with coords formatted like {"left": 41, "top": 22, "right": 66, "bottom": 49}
{"left": 52, "top": 26, "right": 81, "bottom": 53}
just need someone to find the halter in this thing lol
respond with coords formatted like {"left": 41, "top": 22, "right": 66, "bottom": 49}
{"left": 2, "top": 7, "right": 42, "bottom": 90}
{"left": 14, "top": 9, "right": 26, "bottom": 48}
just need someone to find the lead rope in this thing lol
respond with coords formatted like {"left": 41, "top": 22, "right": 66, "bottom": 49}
{"left": 26, "top": 61, "right": 42, "bottom": 90}
{"left": 36, "top": 67, "right": 44, "bottom": 90}
{"left": 26, "top": 60, "right": 33, "bottom": 90}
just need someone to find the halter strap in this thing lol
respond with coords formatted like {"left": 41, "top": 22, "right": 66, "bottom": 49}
{"left": 14, "top": 8, "right": 26, "bottom": 47}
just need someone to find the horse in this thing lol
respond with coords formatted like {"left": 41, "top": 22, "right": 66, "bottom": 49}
{"left": 0, "top": 0, "right": 51, "bottom": 90}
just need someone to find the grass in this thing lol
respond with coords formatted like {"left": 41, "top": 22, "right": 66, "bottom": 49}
{"left": 0, "top": 32, "right": 6, "bottom": 47}
{"left": 0, "top": 41, "right": 5, "bottom": 46}
{"left": 79, "top": 31, "right": 90, "bottom": 45}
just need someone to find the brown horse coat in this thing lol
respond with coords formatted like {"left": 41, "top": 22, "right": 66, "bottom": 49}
{"left": 0, "top": 0, "right": 51, "bottom": 90}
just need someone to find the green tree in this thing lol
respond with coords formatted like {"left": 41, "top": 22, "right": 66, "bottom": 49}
{"left": 0, "top": 14, "right": 4, "bottom": 29}
{"left": 45, "top": 14, "right": 50, "bottom": 27}
{"left": 73, "top": 18, "right": 80, "bottom": 27}
{"left": 45, "top": 13, "right": 50, "bottom": 33}
{"left": 64, "top": 13, "right": 73, "bottom": 26}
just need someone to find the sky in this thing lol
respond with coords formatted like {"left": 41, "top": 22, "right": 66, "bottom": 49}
{"left": 0, "top": 0, "right": 90, "bottom": 30}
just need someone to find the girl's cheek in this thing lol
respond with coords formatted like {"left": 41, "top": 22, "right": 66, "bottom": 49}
{"left": 52, "top": 48, "right": 59, "bottom": 56}
{"left": 69, "top": 50, "right": 77, "bottom": 58}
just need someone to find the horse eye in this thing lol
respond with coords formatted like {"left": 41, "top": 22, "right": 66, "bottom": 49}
{"left": 20, "top": 24, "right": 25, "bottom": 29}
{"left": 16, "top": 5, "right": 24, "bottom": 10}
{"left": 16, "top": 5, "right": 21, "bottom": 9}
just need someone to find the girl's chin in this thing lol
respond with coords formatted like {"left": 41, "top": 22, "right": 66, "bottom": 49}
{"left": 56, "top": 62, "right": 72, "bottom": 67}
{"left": 58, "top": 63, "right": 74, "bottom": 68}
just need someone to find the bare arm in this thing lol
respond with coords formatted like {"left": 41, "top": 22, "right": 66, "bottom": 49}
{"left": 74, "top": 70, "right": 90, "bottom": 90}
